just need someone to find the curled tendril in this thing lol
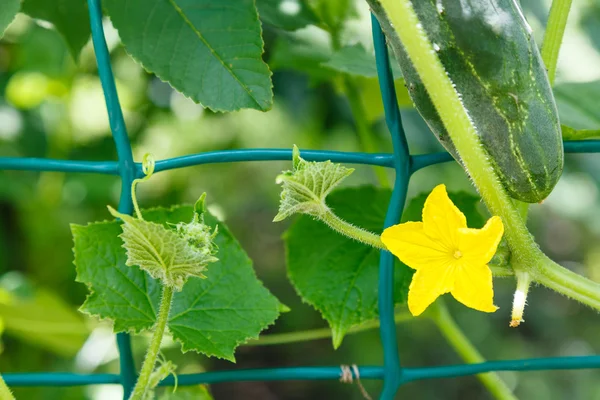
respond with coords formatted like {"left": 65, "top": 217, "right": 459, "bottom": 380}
{"left": 131, "top": 153, "right": 156, "bottom": 220}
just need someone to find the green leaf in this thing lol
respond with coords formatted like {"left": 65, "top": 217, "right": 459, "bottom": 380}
{"left": 103, "top": 0, "right": 273, "bottom": 112}
{"left": 553, "top": 81, "right": 600, "bottom": 131}
{"left": 322, "top": 44, "right": 403, "bottom": 79}
{"left": 0, "top": 277, "right": 89, "bottom": 357}
{"left": 285, "top": 186, "right": 412, "bottom": 348}
{"left": 0, "top": 0, "right": 19, "bottom": 39}
{"left": 107, "top": 200, "right": 217, "bottom": 291}
{"left": 21, "top": 0, "right": 90, "bottom": 60}
{"left": 256, "top": 0, "right": 319, "bottom": 31}
{"left": 158, "top": 385, "right": 214, "bottom": 400}
{"left": 306, "top": 0, "right": 354, "bottom": 32}
{"left": 269, "top": 32, "right": 336, "bottom": 82}
{"left": 72, "top": 206, "right": 282, "bottom": 361}
{"left": 274, "top": 145, "right": 354, "bottom": 222}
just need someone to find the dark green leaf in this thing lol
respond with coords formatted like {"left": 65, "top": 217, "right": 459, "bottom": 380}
{"left": 72, "top": 206, "right": 282, "bottom": 361}
{"left": 553, "top": 81, "right": 600, "bottom": 130}
{"left": 21, "top": 0, "right": 90, "bottom": 60}
{"left": 103, "top": 0, "right": 273, "bottom": 112}
{"left": 0, "top": 0, "right": 19, "bottom": 39}
{"left": 285, "top": 186, "right": 412, "bottom": 348}
{"left": 257, "top": 0, "right": 319, "bottom": 31}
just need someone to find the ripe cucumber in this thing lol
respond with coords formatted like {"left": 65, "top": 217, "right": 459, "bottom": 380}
{"left": 370, "top": 0, "right": 564, "bottom": 203}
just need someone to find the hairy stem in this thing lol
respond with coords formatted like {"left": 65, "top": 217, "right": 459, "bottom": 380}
{"left": 246, "top": 311, "right": 413, "bottom": 346}
{"left": 320, "top": 207, "right": 387, "bottom": 250}
{"left": 374, "top": 0, "right": 600, "bottom": 310}
{"left": 540, "top": 0, "right": 573, "bottom": 85}
{"left": 431, "top": 300, "right": 517, "bottom": 400}
{"left": 0, "top": 375, "right": 15, "bottom": 400}
{"left": 129, "top": 286, "right": 174, "bottom": 400}
{"left": 344, "top": 77, "right": 390, "bottom": 188}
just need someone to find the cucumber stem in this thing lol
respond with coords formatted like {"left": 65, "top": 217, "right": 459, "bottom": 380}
{"left": 430, "top": 300, "right": 517, "bottom": 400}
{"left": 541, "top": 0, "right": 573, "bottom": 85}
{"left": 128, "top": 286, "right": 174, "bottom": 400}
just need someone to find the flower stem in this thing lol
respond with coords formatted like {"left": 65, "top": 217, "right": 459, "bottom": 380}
{"left": 246, "top": 311, "right": 413, "bottom": 346}
{"left": 0, "top": 375, "right": 15, "bottom": 400}
{"left": 129, "top": 286, "right": 174, "bottom": 400}
{"left": 374, "top": 0, "right": 600, "bottom": 310}
{"left": 540, "top": 0, "right": 573, "bottom": 85}
{"left": 430, "top": 300, "right": 517, "bottom": 400}
{"left": 510, "top": 271, "right": 532, "bottom": 327}
{"left": 344, "top": 77, "right": 390, "bottom": 188}
{"left": 320, "top": 207, "right": 386, "bottom": 250}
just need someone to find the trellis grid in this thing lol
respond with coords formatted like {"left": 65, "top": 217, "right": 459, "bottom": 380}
{"left": 2, "top": 1, "right": 600, "bottom": 399}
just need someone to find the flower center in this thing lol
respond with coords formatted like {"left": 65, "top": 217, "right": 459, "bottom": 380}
{"left": 453, "top": 250, "right": 462, "bottom": 259}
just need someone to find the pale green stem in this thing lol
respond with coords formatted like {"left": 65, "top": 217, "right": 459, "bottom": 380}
{"left": 344, "top": 77, "right": 390, "bottom": 188}
{"left": 513, "top": 200, "right": 529, "bottom": 223}
{"left": 320, "top": 207, "right": 387, "bottom": 250}
{"left": 540, "top": 0, "right": 573, "bottom": 85}
{"left": 245, "top": 311, "right": 413, "bottom": 346}
{"left": 319, "top": 207, "right": 514, "bottom": 277}
{"left": 0, "top": 375, "right": 15, "bottom": 400}
{"left": 562, "top": 128, "right": 600, "bottom": 141}
{"left": 376, "top": 0, "right": 600, "bottom": 310}
{"left": 131, "top": 153, "right": 155, "bottom": 220}
{"left": 129, "top": 286, "right": 174, "bottom": 400}
{"left": 431, "top": 300, "right": 517, "bottom": 400}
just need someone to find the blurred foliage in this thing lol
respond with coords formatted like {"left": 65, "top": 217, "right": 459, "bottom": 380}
{"left": 0, "top": 0, "right": 600, "bottom": 399}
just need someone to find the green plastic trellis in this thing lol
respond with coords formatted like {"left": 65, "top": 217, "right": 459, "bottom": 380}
{"left": 2, "top": 1, "right": 600, "bottom": 399}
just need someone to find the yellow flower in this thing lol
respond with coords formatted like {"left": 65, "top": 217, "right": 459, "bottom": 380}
{"left": 381, "top": 184, "right": 504, "bottom": 316}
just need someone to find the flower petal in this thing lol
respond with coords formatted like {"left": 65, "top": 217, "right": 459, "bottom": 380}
{"left": 451, "top": 263, "right": 498, "bottom": 313}
{"left": 422, "top": 184, "right": 467, "bottom": 249}
{"left": 408, "top": 263, "right": 455, "bottom": 316}
{"left": 381, "top": 222, "right": 450, "bottom": 270}
{"left": 458, "top": 216, "right": 504, "bottom": 265}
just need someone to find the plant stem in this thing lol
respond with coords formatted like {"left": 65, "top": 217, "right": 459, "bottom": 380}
{"left": 246, "top": 311, "right": 413, "bottom": 346}
{"left": 431, "top": 300, "right": 517, "bottom": 400}
{"left": 129, "top": 286, "right": 174, "bottom": 400}
{"left": 0, "top": 375, "right": 15, "bottom": 400}
{"left": 320, "top": 207, "right": 387, "bottom": 250}
{"left": 535, "top": 257, "right": 600, "bottom": 310}
{"left": 540, "top": 0, "right": 573, "bottom": 85}
{"left": 373, "top": 0, "right": 600, "bottom": 310}
{"left": 344, "top": 77, "right": 390, "bottom": 188}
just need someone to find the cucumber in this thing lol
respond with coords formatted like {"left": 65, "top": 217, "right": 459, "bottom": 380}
{"left": 369, "top": 0, "right": 564, "bottom": 203}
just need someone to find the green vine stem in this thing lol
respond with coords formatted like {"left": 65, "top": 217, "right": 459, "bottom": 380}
{"left": 131, "top": 153, "right": 155, "bottom": 220}
{"left": 319, "top": 205, "right": 514, "bottom": 276}
{"left": 246, "top": 311, "right": 412, "bottom": 346}
{"left": 0, "top": 374, "right": 15, "bottom": 400}
{"left": 320, "top": 207, "right": 387, "bottom": 250}
{"left": 374, "top": 0, "right": 600, "bottom": 311}
{"left": 540, "top": 0, "right": 573, "bottom": 86}
{"left": 344, "top": 77, "right": 390, "bottom": 188}
{"left": 429, "top": 300, "right": 516, "bottom": 400}
{"left": 129, "top": 286, "right": 174, "bottom": 400}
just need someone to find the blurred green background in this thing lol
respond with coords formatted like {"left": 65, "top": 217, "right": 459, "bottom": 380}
{"left": 2, "top": 0, "right": 600, "bottom": 399}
